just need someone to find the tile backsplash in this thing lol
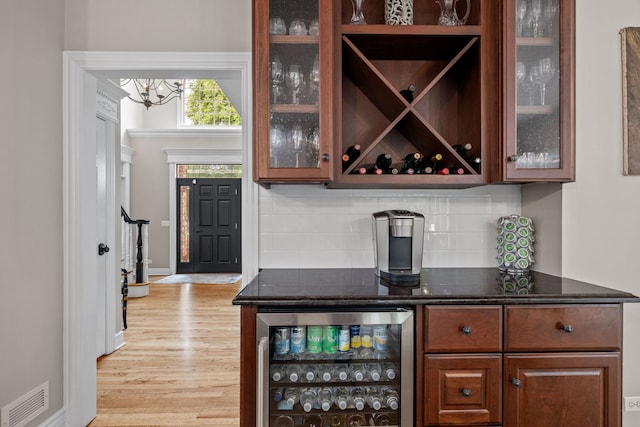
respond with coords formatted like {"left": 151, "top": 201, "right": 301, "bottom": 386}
{"left": 259, "top": 184, "right": 522, "bottom": 268}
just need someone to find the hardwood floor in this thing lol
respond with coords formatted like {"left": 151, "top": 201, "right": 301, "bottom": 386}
{"left": 89, "top": 281, "right": 242, "bottom": 426}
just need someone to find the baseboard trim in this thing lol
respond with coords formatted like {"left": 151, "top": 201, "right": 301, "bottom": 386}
{"left": 148, "top": 267, "right": 171, "bottom": 276}
{"left": 40, "top": 408, "right": 65, "bottom": 427}
{"left": 114, "top": 331, "right": 125, "bottom": 351}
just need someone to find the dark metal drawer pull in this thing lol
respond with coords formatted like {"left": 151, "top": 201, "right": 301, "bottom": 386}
{"left": 511, "top": 378, "right": 521, "bottom": 387}
{"left": 460, "top": 325, "right": 472, "bottom": 334}
{"left": 557, "top": 323, "right": 573, "bottom": 333}
{"left": 461, "top": 387, "right": 472, "bottom": 397}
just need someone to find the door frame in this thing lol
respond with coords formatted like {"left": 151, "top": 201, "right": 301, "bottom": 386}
{"left": 62, "top": 51, "right": 257, "bottom": 426}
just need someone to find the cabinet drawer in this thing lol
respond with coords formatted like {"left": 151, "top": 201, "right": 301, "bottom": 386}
{"left": 425, "top": 306, "right": 503, "bottom": 352}
{"left": 505, "top": 304, "right": 622, "bottom": 351}
{"left": 424, "top": 354, "right": 502, "bottom": 425}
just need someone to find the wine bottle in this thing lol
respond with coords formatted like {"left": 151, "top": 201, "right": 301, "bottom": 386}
{"left": 375, "top": 153, "right": 393, "bottom": 169}
{"left": 341, "top": 144, "right": 361, "bottom": 172}
{"left": 402, "top": 152, "right": 422, "bottom": 169}
{"left": 452, "top": 143, "right": 473, "bottom": 156}
{"left": 383, "top": 167, "right": 399, "bottom": 175}
{"left": 367, "top": 166, "right": 384, "bottom": 175}
{"left": 350, "top": 166, "right": 367, "bottom": 175}
{"left": 399, "top": 84, "right": 416, "bottom": 103}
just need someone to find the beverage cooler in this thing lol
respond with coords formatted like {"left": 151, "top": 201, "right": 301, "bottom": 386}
{"left": 256, "top": 309, "right": 414, "bottom": 426}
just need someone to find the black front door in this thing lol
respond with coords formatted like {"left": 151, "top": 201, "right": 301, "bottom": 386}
{"left": 177, "top": 178, "right": 241, "bottom": 273}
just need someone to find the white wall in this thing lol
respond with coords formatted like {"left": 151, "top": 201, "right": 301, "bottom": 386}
{"left": 259, "top": 185, "right": 522, "bottom": 268}
{"left": 566, "top": 2, "right": 640, "bottom": 425}
{"left": 0, "top": 0, "right": 65, "bottom": 424}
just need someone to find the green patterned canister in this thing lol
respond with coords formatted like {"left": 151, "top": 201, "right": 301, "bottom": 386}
{"left": 496, "top": 215, "right": 535, "bottom": 273}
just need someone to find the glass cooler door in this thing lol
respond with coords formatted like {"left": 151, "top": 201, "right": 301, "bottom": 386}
{"left": 257, "top": 310, "right": 414, "bottom": 427}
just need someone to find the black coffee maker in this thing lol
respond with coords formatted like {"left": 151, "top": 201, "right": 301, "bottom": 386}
{"left": 372, "top": 210, "right": 425, "bottom": 283}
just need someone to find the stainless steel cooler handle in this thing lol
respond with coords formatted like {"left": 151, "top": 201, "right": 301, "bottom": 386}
{"left": 257, "top": 336, "right": 269, "bottom": 427}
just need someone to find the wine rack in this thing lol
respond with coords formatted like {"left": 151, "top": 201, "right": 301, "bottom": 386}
{"left": 332, "top": 0, "right": 499, "bottom": 188}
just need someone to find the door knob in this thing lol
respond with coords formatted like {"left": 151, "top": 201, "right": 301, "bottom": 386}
{"left": 98, "top": 243, "right": 110, "bottom": 256}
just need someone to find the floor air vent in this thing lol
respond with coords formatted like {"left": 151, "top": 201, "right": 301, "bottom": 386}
{"left": 1, "top": 381, "right": 49, "bottom": 427}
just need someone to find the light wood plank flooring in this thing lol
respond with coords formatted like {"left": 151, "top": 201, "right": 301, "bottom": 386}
{"left": 89, "top": 281, "right": 241, "bottom": 426}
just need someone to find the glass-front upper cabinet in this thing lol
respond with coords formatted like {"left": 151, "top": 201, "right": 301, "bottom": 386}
{"left": 253, "top": 0, "right": 334, "bottom": 185}
{"left": 502, "top": 0, "right": 575, "bottom": 182}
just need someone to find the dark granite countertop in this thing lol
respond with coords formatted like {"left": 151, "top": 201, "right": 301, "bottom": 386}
{"left": 232, "top": 268, "right": 640, "bottom": 306}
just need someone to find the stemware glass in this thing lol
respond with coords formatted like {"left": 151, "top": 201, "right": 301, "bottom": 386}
{"left": 289, "top": 19, "right": 307, "bottom": 36}
{"left": 269, "top": 16, "right": 287, "bottom": 35}
{"left": 350, "top": 0, "right": 366, "bottom": 25}
{"left": 270, "top": 56, "right": 285, "bottom": 104}
{"left": 530, "top": 0, "right": 543, "bottom": 37}
{"left": 516, "top": 61, "right": 526, "bottom": 104}
{"left": 269, "top": 121, "right": 286, "bottom": 168}
{"left": 521, "top": 66, "right": 537, "bottom": 105}
{"left": 543, "top": 0, "right": 558, "bottom": 38}
{"left": 308, "top": 19, "right": 319, "bottom": 36}
{"left": 535, "top": 57, "right": 555, "bottom": 105}
{"left": 516, "top": 0, "right": 528, "bottom": 37}
{"left": 308, "top": 56, "right": 320, "bottom": 104}
{"left": 290, "top": 124, "right": 306, "bottom": 168}
{"left": 286, "top": 64, "right": 304, "bottom": 104}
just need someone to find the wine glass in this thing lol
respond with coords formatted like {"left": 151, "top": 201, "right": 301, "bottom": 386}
{"left": 308, "top": 56, "right": 320, "bottom": 104}
{"left": 543, "top": 0, "right": 558, "bottom": 38}
{"left": 521, "top": 66, "right": 537, "bottom": 105}
{"left": 516, "top": 0, "right": 528, "bottom": 37}
{"left": 350, "top": 0, "right": 366, "bottom": 24}
{"left": 269, "top": 121, "right": 286, "bottom": 168}
{"left": 308, "top": 19, "right": 319, "bottom": 36}
{"left": 530, "top": 0, "right": 543, "bottom": 37}
{"left": 286, "top": 64, "right": 304, "bottom": 104}
{"left": 270, "top": 56, "right": 285, "bottom": 104}
{"left": 534, "top": 57, "right": 555, "bottom": 105}
{"left": 516, "top": 61, "right": 526, "bottom": 104}
{"left": 290, "top": 124, "right": 306, "bottom": 168}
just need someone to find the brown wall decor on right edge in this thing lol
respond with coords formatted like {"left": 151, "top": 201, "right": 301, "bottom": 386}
{"left": 621, "top": 27, "right": 640, "bottom": 175}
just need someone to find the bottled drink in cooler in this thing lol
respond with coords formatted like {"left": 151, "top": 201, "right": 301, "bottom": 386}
{"left": 381, "top": 386, "right": 400, "bottom": 410}
{"left": 318, "top": 386, "right": 334, "bottom": 411}
{"left": 351, "top": 363, "right": 366, "bottom": 382}
{"left": 373, "top": 413, "right": 394, "bottom": 426}
{"left": 347, "top": 414, "right": 367, "bottom": 426}
{"left": 302, "top": 364, "right": 317, "bottom": 382}
{"left": 367, "top": 363, "right": 382, "bottom": 381}
{"left": 273, "top": 415, "right": 295, "bottom": 427}
{"left": 324, "top": 414, "right": 345, "bottom": 427}
{"left": 284, "top": 387, "right": 299, "bottom": 406}
{"left": 335, "top": 364, "right": 349, "bottom": 381}
{"left": 350, "top": 386, "right": 367, "bottom": 411}
{"left": 271, "top": 365, "right": 284, "bottom": 382}
{"left": 273, "top": 387, "right": 284, "bottom": 402}
{"left": 300, "top": 387, "right": 318, "bottom": 412}
{"left": 286, "top": 364, "right": 300, "bottom": 382}
{"left": 366, "top": 386, "right": 383, "bottom": 410}
{"left": 319, "top": 364, "right": 333, "bottom": 382}
{"left": 304, "top": 414, "right": 323, "bottom": 427}
{"left": 382, "top": 363, "right": 397, "bottom": 380}
{"left": 334, "top": 386, "right": 350, "bottom": 410}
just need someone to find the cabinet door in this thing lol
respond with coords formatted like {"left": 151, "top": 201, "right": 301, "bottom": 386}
{"left": 504, "top": 353, "right": 621, "bottom": 427}
{"left": 500, "top": 0, "right": 575, "bottom": 182}
{"left": 253, "top": 0, "right": 334, "bottom": 184}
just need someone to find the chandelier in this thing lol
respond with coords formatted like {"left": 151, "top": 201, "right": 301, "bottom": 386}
{"left": 121, "top": 79, "right": 184, "bottom": 109}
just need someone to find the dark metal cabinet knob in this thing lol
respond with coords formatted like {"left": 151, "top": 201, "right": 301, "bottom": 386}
{"left": 98, "top": 243, "right": 110, "bottom": 256}
{"left": 558, "top": 323, "right": 573, "bottom": 333}
{"left": 322, "top": 153, "right": 330, "bottom": 161}
{"left": 460, "top": 325, "right": 472, "bottom": 334}
{"left": 507, "top": 155, "right": 519, "bottom": 162}
{"left": 511, "top": 378, "right": 521, "bottom": 387}
{"left": 461, "top": 387, "right": 472, "bottom": 397}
